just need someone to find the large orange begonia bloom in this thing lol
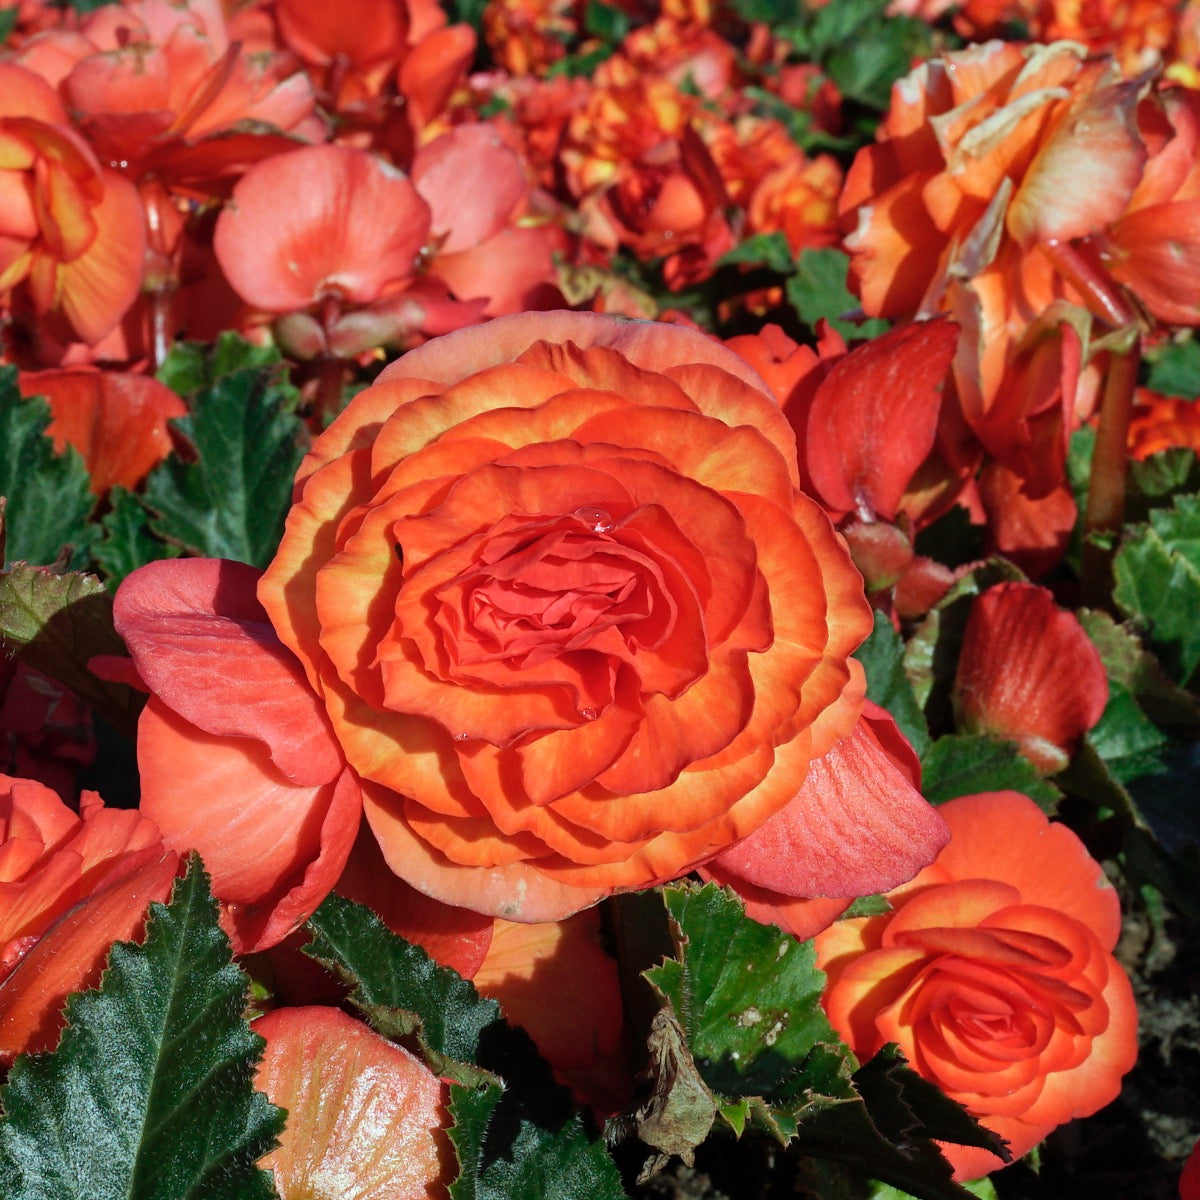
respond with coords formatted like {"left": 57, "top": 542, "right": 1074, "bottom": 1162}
{"left": 814, "top": 790, "right": 1138, "bottom": 1181}
{"left": 0, "top": 774, "right": 180, "bottom": 1064}
{"left": 245, "top": 310, "right": 947, "bottom": 920}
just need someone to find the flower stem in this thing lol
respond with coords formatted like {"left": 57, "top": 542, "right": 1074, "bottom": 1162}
{"left": 1081, "top": 340, "right": 1140, "bottom": 608}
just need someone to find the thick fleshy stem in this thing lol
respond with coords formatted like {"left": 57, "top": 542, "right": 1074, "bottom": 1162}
{"left": 1041, "top": 238, "right": 1137, "bottom": 330}
{"left": 1081, "top": 339, "right": 1140, "bottom": 609}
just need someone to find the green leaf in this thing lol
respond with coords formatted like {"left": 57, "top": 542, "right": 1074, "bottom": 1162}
{"left": 1128, "top": 449, "right": 1200, "bottom": 517}
{"left": 717, "top": 232, "right": 796, "bottom": 273}
{"left": 156, "top": 332, "right": 289, "bottom": 397}
{"left": 0, "top": 373, "right": 95, "bottom": 568}
{"left": 854, "top": 611, "right": 931, "bottom": 756}
{"left": 920, "top": 735, "right": 1062, "bottom": 810}
{"left": 0, "top": 8, "right": 18, "bottom": 41}
{"left": 304, "top": 894, "right": 626, "bottom": 1200}
{"left": 583, "top": 0, "right": 630, "bottom": 40}
{"left": 0, "top": 564, "right": 143, "bottom": 737}
{"left": 785, "top": 248, "right": 890, "bottom": 340}
{"left": 1144, "top": 336, "right": 1200, "bottom": 399}
{"left": 93, "top": 486, "right": 180, "bottom": 589}
{"left": 1078, "top": 609, "right": 1200, "bottom": 732}
{"left": 0, "top": 857, "right": 283, "bottom": 1200}
{"left": 1112, "top": 495, "right": 1200, "bottom": 684}
{"left": 141, "top": 364, "right": 306, "bottom": 568}
{"left": 731, "top": 0, "right": 801, "bottom": 21}
{"left": 645, "top": 882, "right": 838, "bottom": 1101}
{"left": 1086, "top": 682, "right": 1174, "bottom": 783}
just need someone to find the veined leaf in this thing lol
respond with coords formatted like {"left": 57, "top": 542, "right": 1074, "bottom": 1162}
{"left": 0, "top": 857, "right": 283, "bottom": 1200}
{"left": 141, "top": 362, "right": 305, "bottom": 568}
{"left": 0, "top": 372, "right": 95, "bottom": 569}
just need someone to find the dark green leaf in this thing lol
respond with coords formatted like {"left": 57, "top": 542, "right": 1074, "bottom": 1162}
{"left": 717, "top": 232, "right": 796, "bottom": 273}
{"left": 854, "top": 611, "right": 931, "bottom": 756}
{"left": 1087, "top": 682, "right": 1173, "bottom": 783}
{"left": 0, "top": 8, "right": 18, "bottom": 41}
{"left": 920, "top": 735, "right": 1062, "bottom": 809}
{"left": 0, "top": 564, "right": 143, "bottom": 737}
{"left": 0, "top": 374, "right": 95, "bottom": 568}
{"left": 1078, "top": 609, "right": 1200, "bottom": 732}
{"left": 645, "top": 882, "right": 837, "bottom": 1101}
{"left": 1144, "top": 337, "right": 1200, "bottom": 399}
{"left": 1112, "top": 495, "right": 1200, "bottom": 684}
{"left": 0, "top": 857, "right": 283, "bottom": 1200}
{"left": 94, "top": 487, "right": 180, "bottom": 589}
{"left": 786, "top": 249, "right": 890, "bottom": 341}
{"left": 156, "top": 332, "right": 291, "bottom": 398}
{"left": 304, "top": 894, "right": 626, "bottom": 1200}
{"left": 584, "top": 0, "right": 630, "bottom": 40}
{"left": 141, "top": 365, "right": 306, "bottom": 568}
{"left": 1128, "top": 449, "right": 1200, "bottom": 516}
{"left": 732, "top": 0, "right": 801, "bottom": 21}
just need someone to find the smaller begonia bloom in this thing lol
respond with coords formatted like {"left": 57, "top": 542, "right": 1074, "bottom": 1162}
{"left": 213, "top": 145, "right": 432, "bottom": 313}
{"left": 842, "top": 41, "right": 1145, "bottom": 338}
{"left": 976, "top": 464, "right": 1077, "bottom": 578}
{"left": 814, "top": 791, "right": 1137, "bottom": 1180}
{"left": 1127, "top": 390, "right": 1200, "bottom": 459}
{"left": 19, "top": 369, "right": 185, "bottom": 494}
{"left": 953, "top": 582, "right": 1108, "bottom": 774}
{"left": 254, "top": 1006, "right": 451, "bottom": 1200}
{"left": 0, "top": 63, "right": 146, "bottom": 346}
{"left": 258, "top": 310, "right": 936, "bottom": 921}
{"left": 111, "top": 558, "right": 363, "bottom": 953}
{"left": 0, "top": 776, "right": 179, "bottom": 1062}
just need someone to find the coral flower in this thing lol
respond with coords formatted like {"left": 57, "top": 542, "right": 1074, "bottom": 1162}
{"left": 242, "top": 310, "right": 946, "bottom": 920}
{"left": 18, "top": 368, "right": 186, "bottom": 494}
{"left": 814, "top": 791, "right": 1138, "bottom": 1180}
{"left": 0, "top": 63, "right": 146, "bottom": 346}
{"left": 253, "top": 1006, "right": 451, "bottom": 1200}
{"left": 213, "top": 144, "right": 432, "bottom": 357}
{"left": 1127, "top": 388, "right": 1200, "bottom": 459}
{"left": 952, "top": 581, "right": 1108, "bottom": 774}
{"left": 0, "top": 774, "right": 179, "bottom": 1063}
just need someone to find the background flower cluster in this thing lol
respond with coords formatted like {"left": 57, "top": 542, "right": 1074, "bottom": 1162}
{"left": 3, "top": 1, "right": 1200, "bottom": 1199}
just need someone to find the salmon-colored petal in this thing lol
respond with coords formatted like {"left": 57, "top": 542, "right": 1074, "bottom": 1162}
{"left": 138, "top": 700, "right": 361, "bottom": 954}
{"left": 116, "top": 559, "right": 343, "bottom": 785}
{"left": 254, "top": 1006, "right": 450, "bottom": 1200}
{"left": 710, "top": 707, "right": 947, "bottom": 898}
{"left": 21, "top": 368, "right": 186, "bottom": 494}
{"left": 413, "top": 124, "right": 526, "bottom": 255}
{"left": 55, "top": 168, "right": 145, "bottom": 345}
{"left": 0, "top": 851, "right": 179, "bottom": 1063}
{"left": 214, "top": 144, "right": 431, "bottom": 312}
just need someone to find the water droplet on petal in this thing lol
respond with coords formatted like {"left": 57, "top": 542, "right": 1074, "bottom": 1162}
{"left": 579, "top": 707, "right": 598, "bottom": 721}
{"left": 453, "top": 732, "right": 472, "bottom": 742}
{"left": 572, "top": 506, "right": 615, "bottom": 534}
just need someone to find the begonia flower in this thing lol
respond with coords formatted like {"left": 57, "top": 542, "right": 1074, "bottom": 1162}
{"left": 1127, "top": 388, "right": 1200, "bottom": 459}
{"left": 213, "top": 143, "right": 432, "bottom": 357}
{"left": 814, "top": 791, "right": 1138, "bottom": 1180}
{"left": 253, "top": 1005, "right": 451, "bottom": 1200}
{"left": 242, "top": 309, "right": 947, "bottom": 920}
{"left": 0, "top": 774, "right": 179, "bottom": 1063}
{"left": 18, "top": 368, "right": 186, "bottom": 494}
{"left": 106, "top": 558, "right": 363, "bottom": 954}
{"left": 0, "top": 62, "right": 146, "bottom": 346}
{"left": 953, "top": 581, "right": 1108, "bottom": 774}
